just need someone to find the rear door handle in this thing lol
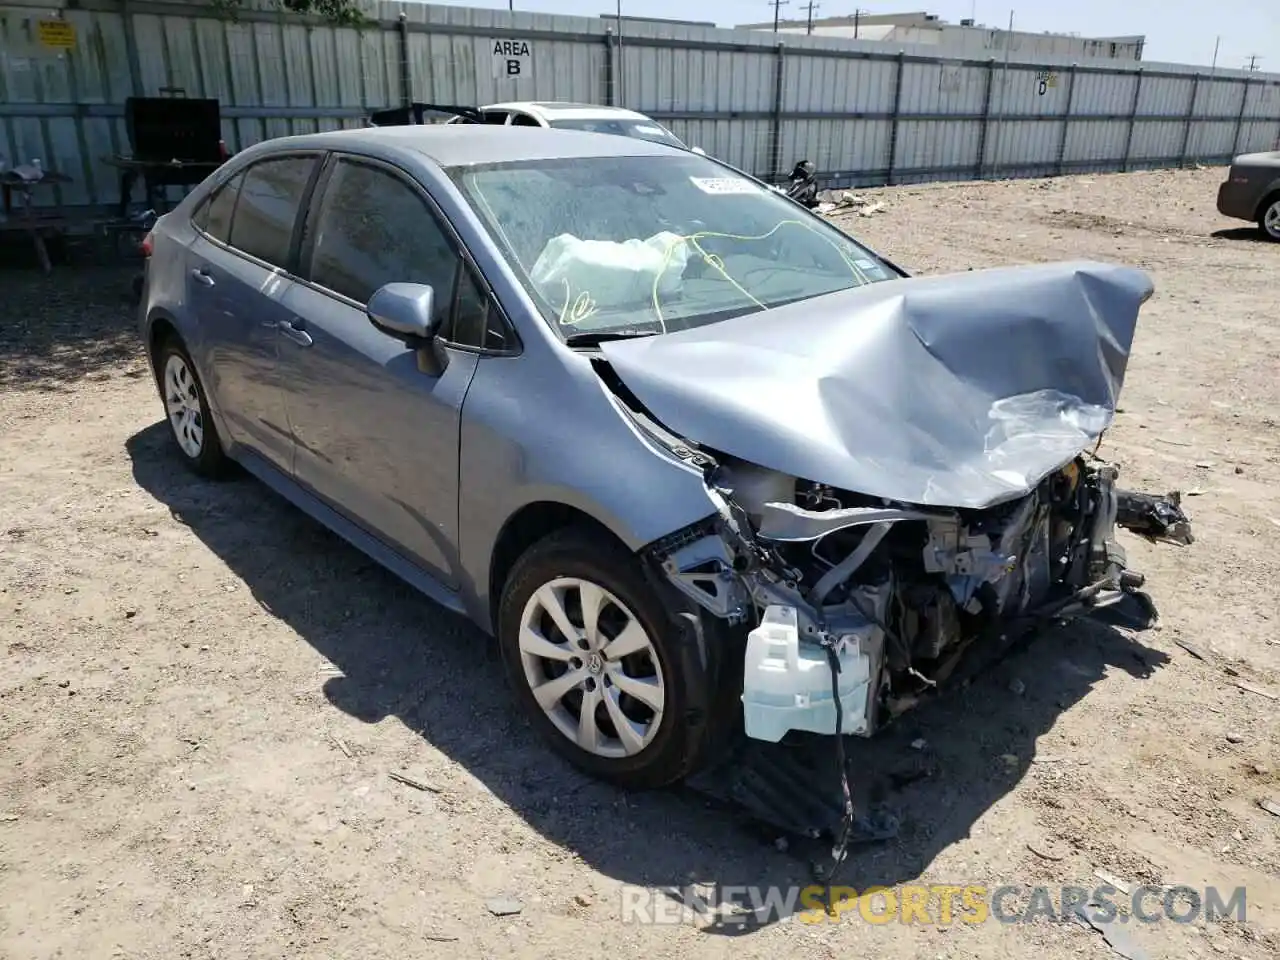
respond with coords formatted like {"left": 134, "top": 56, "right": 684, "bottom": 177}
{"left": 276, "top": 317, "right": 313, "bottom": 347}
{"left": 190, "top": 267, "right": 215, "bottom": 287}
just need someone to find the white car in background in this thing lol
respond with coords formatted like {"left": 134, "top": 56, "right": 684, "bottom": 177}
{"left": 369, "top": 100, "right": 814, "bottom": 202}
{"left": 445, "top": 101, "right": 705, "bottom": 154}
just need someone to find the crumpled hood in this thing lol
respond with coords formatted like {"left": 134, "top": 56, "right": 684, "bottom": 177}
{"left": 600, "top": 260, "right": 1152, "bottom": 509}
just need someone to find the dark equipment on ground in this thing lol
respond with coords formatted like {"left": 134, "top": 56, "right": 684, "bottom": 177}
{"left": 784, "top": 160, "right": 820, "bottom": 208}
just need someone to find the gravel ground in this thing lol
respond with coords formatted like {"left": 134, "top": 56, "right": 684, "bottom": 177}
{"left": 1, "top": 166, "right": 1278, "bottom": 960}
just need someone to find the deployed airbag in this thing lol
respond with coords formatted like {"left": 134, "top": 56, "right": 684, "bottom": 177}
{"left": 600, "top": 260, "right": 1153, "bottom": 509}
{"left": 530, "top": 231, "right": 689, "bottom": 313}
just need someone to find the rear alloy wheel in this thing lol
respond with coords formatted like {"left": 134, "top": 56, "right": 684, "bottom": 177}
{"left": 157, "top": 339, "right": 229, "bottom": 478}
{"left": 1260, "top": 197, "right": 1280, "bottom": 241}
{"left": 497, "top": 528, "right": 713, "bottom": 789}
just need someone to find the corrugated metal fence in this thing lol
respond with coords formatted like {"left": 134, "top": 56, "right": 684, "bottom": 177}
{"left": 3, "top": 0, "right": 1279, "bottom": 212}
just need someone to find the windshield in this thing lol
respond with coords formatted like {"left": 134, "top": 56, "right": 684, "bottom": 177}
{"left": 451, "top": 155, "right": 896, "bottom": 342}
{"left": 546, "top": 117, "right": 688, "bottom": 150}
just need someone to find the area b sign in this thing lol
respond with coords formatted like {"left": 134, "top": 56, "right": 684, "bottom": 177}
{"left": 492, "top": 39, "right": 532, "bottom": 79}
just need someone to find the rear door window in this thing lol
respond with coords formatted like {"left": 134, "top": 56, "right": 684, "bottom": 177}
{"left": 227, "top": 156, "right": 317, "bottom": 269}
{"left": 509, "top": 112, "right": 541, "bottom": 127}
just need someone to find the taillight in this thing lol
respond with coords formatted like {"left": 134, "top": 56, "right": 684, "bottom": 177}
{"left": 140, "top": 232, "right": 153, "bottom": 258}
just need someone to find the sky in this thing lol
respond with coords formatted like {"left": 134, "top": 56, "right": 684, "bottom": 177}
{"left": 432, "top": 0, "right": 1277, "bottom": 70}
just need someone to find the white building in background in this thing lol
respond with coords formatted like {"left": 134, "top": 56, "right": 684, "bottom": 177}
{"left": 735, "top": 11, "right": 1146, "bottom": 62}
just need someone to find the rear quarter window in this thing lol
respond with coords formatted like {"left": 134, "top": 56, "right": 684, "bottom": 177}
{"left": 193, "top": 173, "right": 243, "bottom": 243}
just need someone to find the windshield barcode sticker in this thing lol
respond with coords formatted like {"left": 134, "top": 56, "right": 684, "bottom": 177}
{"left": 689, "top": 177, "right": 760, "bottom": 195}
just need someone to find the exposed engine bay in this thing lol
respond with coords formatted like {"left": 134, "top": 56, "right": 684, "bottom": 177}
{"left": 649, "top": 452, "right": 1192, "bottom": 742}
{"left": 636, "top": 440, "right": 1192, "bottom": 865}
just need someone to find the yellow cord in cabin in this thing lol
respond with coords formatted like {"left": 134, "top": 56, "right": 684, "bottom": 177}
{"left": 552, "top": 216, "right": 876, "bottom": 334}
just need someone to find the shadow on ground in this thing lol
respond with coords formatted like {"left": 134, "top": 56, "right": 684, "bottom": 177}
{"left": 1209, "top": 227, "right": 1272, "bottom": 243}
{"left": 126, "top": 421, "right": 1169, "bottom": 935}
{"left": 0, "top": 243, "right": 143, "bottom": 392}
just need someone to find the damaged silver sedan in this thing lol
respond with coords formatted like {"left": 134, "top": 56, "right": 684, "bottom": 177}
{"left": 139, "top": 127, "right": 1192, "bottom": 846}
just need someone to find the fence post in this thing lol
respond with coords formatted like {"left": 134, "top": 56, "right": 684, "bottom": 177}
{"left": 769, "top": 42, "right": 785, "bottom": 182}
{"left": 1230, "top": 76, "right": 1251, "bottom": 158}
{"left": 975, "top": 58, "right": 995, "bottom": 180}
{"left": 603, "top": 28, "right": 615, "bottom": 106}
{"left": 1055, "top": 64, "right": 1077, "bottom": 176}
{"left": 1121, "top": 69, "right": 1144, "bottom": 172}
{"left": 396, "top": 13, "right": 411, "bottom": 109}
{"left": 884, "top": 51, "right": 906, "bottom": 186}
{"left": 1177, "top": 74, "right": 1200, "bottom": 168}
{"left": 119, "top": 0, "right": 144, "bottom": 96}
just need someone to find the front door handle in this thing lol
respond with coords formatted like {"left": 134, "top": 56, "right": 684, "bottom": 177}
{"left": 276, "top": 317, "right": 313, "bottom": 347}
{"left": 190, "top": 267, "right": 215, "bottom": 287}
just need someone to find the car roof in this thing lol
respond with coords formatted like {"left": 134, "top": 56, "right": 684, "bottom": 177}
{"left": 483, "top": 101, "right": 654, "bottom": 123}
{"left": 249, "top": 124, "right": 686, "bottom": 167}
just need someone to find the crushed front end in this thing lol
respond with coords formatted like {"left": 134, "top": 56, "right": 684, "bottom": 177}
{"left": 645, "top": 451, "right": 1192, "bottom": 856}
{"left": 594, "top": 260, "right": 1194, "bottom": 860}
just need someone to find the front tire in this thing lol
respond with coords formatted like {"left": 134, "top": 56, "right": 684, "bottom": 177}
{"left": 155, "top": 337, "right": 230, "bottom": 478}
{"left": 496, "top": 527, "right": 714, "bottom": 789}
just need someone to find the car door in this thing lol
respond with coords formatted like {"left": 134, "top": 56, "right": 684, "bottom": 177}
{"left": 185, "top": 154, "right": 320, "bottom": 469}
{"left": 275, "top": 154, "right": 491, "bottom": 586}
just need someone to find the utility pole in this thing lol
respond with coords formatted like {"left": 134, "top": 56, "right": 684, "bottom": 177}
{"left": 769, "top": 0, "right": 790, "bottom": 32}
{"left": 994, "top": 9, "right": 1015, "bottom": 178}
{"left": 853, "top": 8, "right": 868, "bottom": 39}
{"left": 1244, "top": 54, "right": 1261, "bottom": 72}
{"left": 802, "top": 0, "right": 819, "bottom": 34}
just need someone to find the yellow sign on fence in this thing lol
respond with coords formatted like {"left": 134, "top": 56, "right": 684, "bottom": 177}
{"left": 36, "top": 19, "right": 77, "bottom": 50}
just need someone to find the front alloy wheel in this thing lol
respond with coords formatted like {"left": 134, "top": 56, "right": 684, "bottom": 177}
{"left": 497, "top": 527, "right": 717, "bottom": 789}
{"left": 518, "top": 577, "right": 666, "bottom": 759}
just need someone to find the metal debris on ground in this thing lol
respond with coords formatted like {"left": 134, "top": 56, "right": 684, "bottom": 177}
{"left": 1093, "top": 869, "right": 1132, "bottom": 894}
{"left": 1233, "top": 679, "right": 1279, "bottom": 701}
{"left": 387, "top": 771, "right": 441, "bottom": 793}
{"left": 1072, "top": 901, "right": 1151, "bottom": 960}
{"left": 1027, "top": 837, "right": 1069, "bottom": 861}
{"left": 1172, "top": 637, "right": 1210, "bottom": 661}
{"left": 1259, "top": 798, "right": 1280, "bottom": 818}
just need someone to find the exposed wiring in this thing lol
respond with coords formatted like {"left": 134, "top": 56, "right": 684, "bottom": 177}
{"left": 818, "top": 637, "right": 856, "bottom": 888}
{"left": 649, "top": 218, "right": 877, "bottom": 330}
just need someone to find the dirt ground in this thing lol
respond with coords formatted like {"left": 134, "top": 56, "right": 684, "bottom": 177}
{"left": 2, "top": 166, "right": 1278, "bottom": 960}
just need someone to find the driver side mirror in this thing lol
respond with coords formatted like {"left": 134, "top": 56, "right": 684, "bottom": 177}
{"left": 367, "top": 282, "right": 448, "bottom": 375}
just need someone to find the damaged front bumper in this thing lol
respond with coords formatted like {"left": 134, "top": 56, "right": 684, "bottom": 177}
{"left": 646, "top": 453, "right": 1192, "bottom": 845}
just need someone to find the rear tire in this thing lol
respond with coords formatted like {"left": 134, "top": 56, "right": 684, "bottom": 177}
{"left": 1258, "top": 195, "right": 1280, "bottom": 241}
{"left": 155, "top": 336, "right": 230, "bottom": 479}
{"left": 496, "top": 527, "right": 716, "bottom": 789}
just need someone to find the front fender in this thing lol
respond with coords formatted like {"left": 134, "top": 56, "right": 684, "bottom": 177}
{"left": 456, "top": 351, "right": 721, "bottom": 631}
